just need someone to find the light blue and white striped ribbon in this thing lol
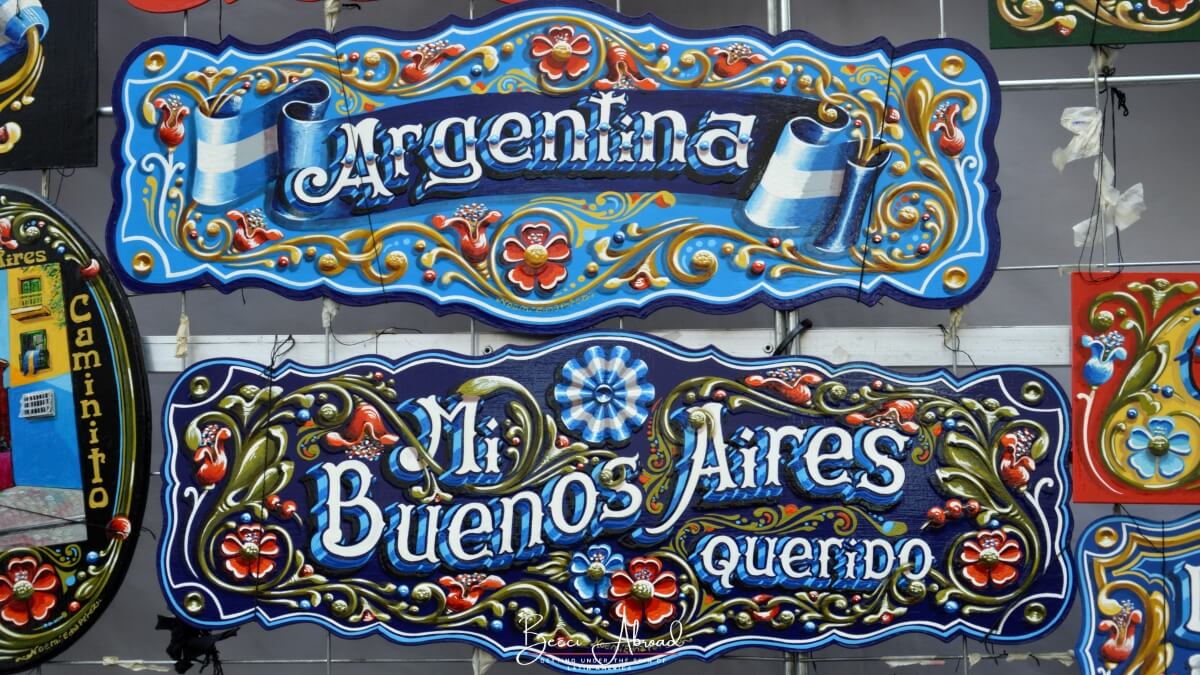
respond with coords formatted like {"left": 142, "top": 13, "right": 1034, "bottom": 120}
{"left": 0, "top": 0, "right": 46, "bottom": 64}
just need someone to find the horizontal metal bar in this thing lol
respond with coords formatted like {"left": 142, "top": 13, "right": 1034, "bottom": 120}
{"left": 999, "top": 72, "right": 1200, "bottom": 91}
{"left": 998, "top": 259, "right": 1200, "bottom": 272}
{"left": 138, "top": 325, "right": 1071, "bottom": 373}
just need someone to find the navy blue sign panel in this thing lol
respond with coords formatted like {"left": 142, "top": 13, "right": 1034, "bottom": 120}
{"left": 110, "top": 1, "right": 1001, "bottom": 332}
{"left": 160, "top": 333, "right": 1071, "bottom": 673}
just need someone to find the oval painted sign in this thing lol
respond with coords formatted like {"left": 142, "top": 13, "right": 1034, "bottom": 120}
{"left": 0, "top": 186, "right": 149, "bottom": 671}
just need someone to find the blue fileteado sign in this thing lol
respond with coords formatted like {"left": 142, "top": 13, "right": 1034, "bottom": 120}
{"left": 109, "top": 1, "right": 1001, "bottom": 330}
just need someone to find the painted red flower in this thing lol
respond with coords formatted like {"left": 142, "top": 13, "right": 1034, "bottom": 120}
{"left": 220, "top": 523, "right": 280, "bottom": 580}
{"left": 229, "top": 209, "right": 283, "bottom": 252}
{"left": 744, "top": 367, "right": 823, "bottom": 405}
{"left": 1147, "top": 0, "right": 1194, "bottom": 14}
{"left": 530, "top": 25, "right": 592, "bottom": 82}
{"left": 1098, "top": 600, "right": 1142, "bottom": 664}
{"left": 399, "top": 39, "right": 466, "bottom": 84}
{"left": 931, "top": 102, "right": 965, "bottom": 158}
{"left": 959, "top": 530, "right": 1022, "bottom": 590}
{"left": 609, "top": 557, "right": 677, "bottom": 629}
{"left": 154, "top": 94, "right": 189, "bottom": 151}
{"left": 324, "top": 401, "right": 399, "bottom": 461}
{"left": 438, "top": 573, "right": 504, "bottom": 612}
{"left": 595, "top": 44, "right": 659, "bottom": 91}
{"left": 999, "top": 427, "right": 1037, "bottom": 490}
{"left": 432, "top": 202, "right": 501, "bottom": 267}
{"left": 845, "top": 400, "right": 920, "bottom": 434}
{"left": 0, "top": 557, "right": 58, "bottom": 627}
{"left": 706, "top": 43, "right": 767, "bottom": 79}
{"left": 193, "top": 423, "right": 231, "bottom": 487}
{"left": 501, "top": 222, "right": 571, "bottom": 293}
{"left": 0, "top": 218, "right": 18, "bottom": 251}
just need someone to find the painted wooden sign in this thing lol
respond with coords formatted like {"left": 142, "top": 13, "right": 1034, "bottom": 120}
{"left": 160, "top": 333, "right": 1071, "bottom": 672}
{"left": 0, "top": 186, "right": 149, "bottom": 671}
{"left": 1076, "top": 512, "right": 1200, "bottom": 675}
{"left": 1071, "top": 272, "right": 1200, "bottom": 503}
{"left": 110, "top": 1, "right": 1001, "bottom": 332}
{"left": 0, "top": 0, "right": 97, "bottom": 169}
{"left": 990, "top": 0, "right": 1200, "bottom": 48}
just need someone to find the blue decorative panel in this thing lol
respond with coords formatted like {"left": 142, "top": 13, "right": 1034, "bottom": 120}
{"left": 160, "top": 333, "right": 1071, "bottom": 672}
{"left": 110, "top": 1, "right": 1001, "bottom": 332}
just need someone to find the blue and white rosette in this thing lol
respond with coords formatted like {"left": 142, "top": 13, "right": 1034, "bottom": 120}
{"left": 554, "top": 345, "right": 655, "bottom": 445}
{"left": 0, "top": 0, "right": 46, "bottom": 64}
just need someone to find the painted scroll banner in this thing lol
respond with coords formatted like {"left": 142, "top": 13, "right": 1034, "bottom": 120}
{"left": 1071, "top": 272, "right": 1200, "bottom": 503}
{"left": 1076, "top": 512, "right": 1200, "bottom": 675}
{"left": 160, "top": 333, "right": 1071, "bottom": 673}
{"left": 111, "top": 1, "right": 1001, "bottom": 332}
{"left": 990, "top": 0, "right": 1200, "bottom": 48}
{"left": 0, "top": 186, "right": 149, "bottom": 671}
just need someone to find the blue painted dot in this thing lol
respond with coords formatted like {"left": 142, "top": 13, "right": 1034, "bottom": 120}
{"left": 989, "top": 519, "right": 1000, "bottom": 528}
{"left": 613, "top": 232, "right": 626, "bottom": 244}
{"left": 300, "top": 600, "right": 312, "bottom": 609}
{"left": 487, "top": 135, "right": 499, "bottom": 144}
{"left": 803, "top": 621, "right": 817, "bottom": 633}
{"left": 575, "top": 130, "right": 587, "bottom": 140}
{"left": 490, "top": 620, "right": 504, "bottom": 631}
{"left": 397, "top": 585, "right": 410, "bottom": 598}
{"left": 699, "top": 141, "right": 711, "bottom": 151}
{"left": 1164, "top": 386, "right": 1176, "bottom": 398}
{"left": 465, "top": 136, "right": 477, "bottom": 145}
{"left": 597, "top": 123, "right": 610, "bottom": 132}
{"left": 433, "top": 141, "right": 444, "bottom": 150}
{"left": 470, "top": 65, "right": 483, "bottom": 76}
{"left": 1127, "top": 409, "right": 1138, "bottom": 419}
{"left": 738, "top": 135, "right": 751, "bottom": 143}
{"left": 56, "top": 246, "right": 65, "bottom": 254}
{"left": 544, "top": 129, "right": 556, "bottom": 138}
{"left": 1151, "top": 384, "right": 1160, "bottom": 393}
{"left": 642, "top": 131, "right": 654, "bottom": 140}
{"left": 943, "top": 418, "right": 957, "bottom": 430}
{"left": 592, "top": 607, "right": 601, "bottom": 615}
{"left": 675, "top": 130, "right": 688, "bottom": 140}
{"left": 86, "top": 551, "right": 99, "bottom": 564}
{"left": 1054, "top": 1, "right": 1064, "bottom": 10}
{"left": 297, "top": 409, "right": 312, "bottom": 422}
{"left": 66, "top": 575, "right": 76, "bottom": 588}
{"left": 240, "top": 513, "right": 252, "bottom": 523}
{"left": 944, "top": 600, "right": 959, "bottom": 613}
{"left": 1135, "top": 2, "right": 1143, "bottom": 8}
{"left": 1193, "top": 306, "right": 1200, "bottom": 315}
{"left": 716, "top": 625, "right": 728, "bottom": 635}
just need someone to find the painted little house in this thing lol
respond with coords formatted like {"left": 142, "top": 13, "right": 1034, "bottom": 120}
{"left": 0, "top": 263, "right": 85, "bottom": 545}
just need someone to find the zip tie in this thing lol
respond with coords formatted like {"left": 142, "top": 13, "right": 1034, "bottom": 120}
{"left": 175, "top": 295, "right": 190, "bottom": 361}
{"left": 324, "top": 0, "right": 340, "bottom": 32}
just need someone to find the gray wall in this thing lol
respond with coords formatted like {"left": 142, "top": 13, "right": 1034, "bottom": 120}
{"left": 4, "top": 0, "right": 1198, "bottom": 672}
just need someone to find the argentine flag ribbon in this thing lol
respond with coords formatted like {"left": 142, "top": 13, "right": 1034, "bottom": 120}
{"left": 0, "top": 0, "right": 46, "bottom": 64}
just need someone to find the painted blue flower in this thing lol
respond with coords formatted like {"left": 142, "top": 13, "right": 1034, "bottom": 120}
{"left": 1126, "top": 416, "right": 1190, "bottom": 479}
{"left": 569, "top": 544, "right": 624, "bottom": 601}
{"left": 1081, "top": 330, "right": 1127, "bottom": 387}
{"left": 555, "top": 345, "right": 654, "bottom": 445}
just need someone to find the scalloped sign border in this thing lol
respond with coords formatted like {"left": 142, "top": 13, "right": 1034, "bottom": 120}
{"left": 159, "top": 332, "right": 1070, "bottom": 673}
{"left": 109, "top": 1, "right": 1001, "bottom": 332}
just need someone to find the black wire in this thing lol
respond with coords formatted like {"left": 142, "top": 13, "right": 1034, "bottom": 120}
{"left": 854, "top": 45, "right": 896, "bottom": 305}
{"left": 938, "top": 321, "right": 978, "bottom": 371}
